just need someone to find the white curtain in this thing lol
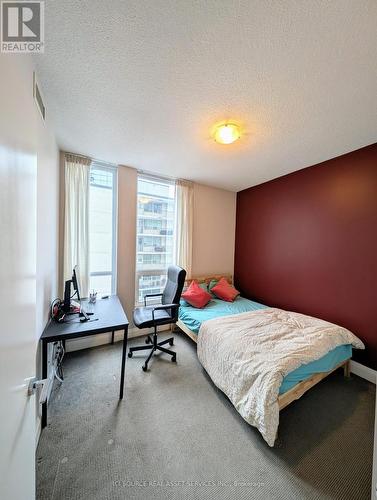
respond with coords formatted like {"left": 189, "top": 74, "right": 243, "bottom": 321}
{"left": 175, "top": 179, "right": 193, "bottom": 278}
{"left": 63, "top": 153, "right": 91, "bottom": 298}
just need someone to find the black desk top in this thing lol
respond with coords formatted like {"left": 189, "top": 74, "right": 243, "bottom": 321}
{"left": 41, "top": 295, "right": 129, "bottom": 341}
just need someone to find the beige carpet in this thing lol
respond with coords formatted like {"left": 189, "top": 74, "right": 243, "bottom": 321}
{"left": 37, "top": 332, "right": 374, "bottom": 500}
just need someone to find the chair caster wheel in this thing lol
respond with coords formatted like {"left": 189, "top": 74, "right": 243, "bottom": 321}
{"left": 169, "top": 340, "right": 174, "bottom": 346}
{"left": 142, "top": 365, "right": 147, "bottom": 372}
{"left": 171, "top": 355, "right": 177, "bottom": 363}
{"left": 128, "top": 352, "right": 133, "bottom": 358}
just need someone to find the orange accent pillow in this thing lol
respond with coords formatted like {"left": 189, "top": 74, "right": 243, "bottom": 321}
{"left": 181, "top": 281, "right": 212, "bottom": 308}
{"left": 211, "top": 277, "right": 240, "bottom": 302}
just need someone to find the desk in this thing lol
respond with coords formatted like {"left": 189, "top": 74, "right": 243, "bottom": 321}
{"left": 40, "top": 295, "right": 129, "bottom": 428}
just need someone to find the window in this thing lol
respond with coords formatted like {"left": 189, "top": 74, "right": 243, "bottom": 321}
{"left": 135, "top": 174, "right": 176, "bottom": 304}
{"left": 89, "top": 162, "right": 117, "bottom": 295}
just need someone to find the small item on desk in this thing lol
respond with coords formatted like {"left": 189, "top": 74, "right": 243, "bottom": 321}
{"left": 89, "top": 290, "right": 97, "bottom": 304}
{"left": 79, "top": 309, "right": 90, "bottom": 322}
{"left": 101, "top": 295, "right": 109, "bottom": 299}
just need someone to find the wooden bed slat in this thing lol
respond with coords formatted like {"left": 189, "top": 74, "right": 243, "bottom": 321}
{"left": 176, "top": 319, "right": 198, "bottom": 343}
{"left": 277, "top": 360, "right": 350, "bottom": 410}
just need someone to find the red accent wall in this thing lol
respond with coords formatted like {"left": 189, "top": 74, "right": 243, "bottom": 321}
{"left": 234, "top": 144, "right": 377, "bottom": 369}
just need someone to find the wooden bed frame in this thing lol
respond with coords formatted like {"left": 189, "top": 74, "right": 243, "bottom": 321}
{"left": 175, "top": 274, "right": 351, "bottom": 412}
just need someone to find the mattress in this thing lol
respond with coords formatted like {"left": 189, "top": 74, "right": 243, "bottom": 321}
{"left": 279, "top": 344, "right": 352, "bottom": 394}
{"left": 178, "top": 297, "right": 353, "bottom": 395}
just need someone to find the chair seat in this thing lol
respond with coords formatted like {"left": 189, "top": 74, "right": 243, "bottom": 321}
{"left": 133, "top": 305, "right": 173, "bottom": 329}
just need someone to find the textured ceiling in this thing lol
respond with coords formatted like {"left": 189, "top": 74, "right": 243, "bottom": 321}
{"left": 35, "top": 0, "right": 377, "bottom": 191}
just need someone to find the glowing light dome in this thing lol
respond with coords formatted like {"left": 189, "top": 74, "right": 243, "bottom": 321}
{"left": 213, "top": 123, "right": 241, "bottom": 144}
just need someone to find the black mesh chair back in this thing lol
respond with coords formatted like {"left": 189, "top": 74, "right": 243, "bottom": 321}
{"left": 129, "top": 265, "right": 186, "bottom": 371}
{"left": 162, "top": 265, "right": 186, "bottom": 320}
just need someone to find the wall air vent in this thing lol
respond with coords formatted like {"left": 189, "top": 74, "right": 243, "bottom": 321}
{"left": 33, "top": 72, "right": 45, "bottom": 121}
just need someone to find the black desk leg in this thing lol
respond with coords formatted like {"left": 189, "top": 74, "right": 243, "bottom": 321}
{"left": 111, "top": 331, "right": 114, "bottom": 344}
{"left": 41, "top": 339, "right": 48, "bottom": 429}
{"left": 119, "top": 327, "right": 128, "bottom": 399}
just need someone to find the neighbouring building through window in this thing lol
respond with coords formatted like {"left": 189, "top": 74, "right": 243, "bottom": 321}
{"left": 89, "top": 162, "right": 117, "bottom": 296}
{"left": 135, "top": 174, "right": 176, "bottom": 304}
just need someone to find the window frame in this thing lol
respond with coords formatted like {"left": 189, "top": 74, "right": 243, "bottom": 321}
{"left": 89, "top": 161, "right": 118, "bottom": 296}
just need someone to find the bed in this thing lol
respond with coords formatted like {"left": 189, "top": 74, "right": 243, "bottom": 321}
{"left": 176, "top": 275, "right": 364, "bottom": 446}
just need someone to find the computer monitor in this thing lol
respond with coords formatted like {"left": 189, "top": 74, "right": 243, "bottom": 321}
{"left": 63, "top": 265, "right": 81, "bottom": 312}
{"left": 72, "top": 265, "right": 81, "bottom": 301}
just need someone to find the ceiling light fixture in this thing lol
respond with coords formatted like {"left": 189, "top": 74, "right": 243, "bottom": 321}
{"left": 213, "top": 122, "right": 241, "bottom": 145}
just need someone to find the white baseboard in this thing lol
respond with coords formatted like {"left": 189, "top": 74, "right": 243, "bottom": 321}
{"left": 65, "top": 325, "right": 171, "bottom": 352}
{"left": 350, "top": 360, "right": 376, "bottom": 384}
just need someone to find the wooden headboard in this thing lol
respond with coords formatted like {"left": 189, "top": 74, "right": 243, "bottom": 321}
{"left": 184, "top": 274, "right": 233, "bottom": 288}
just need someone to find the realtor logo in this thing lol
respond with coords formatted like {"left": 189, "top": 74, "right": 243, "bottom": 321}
{"left": 1, "top": 1, "right": 44, "bottom": 52}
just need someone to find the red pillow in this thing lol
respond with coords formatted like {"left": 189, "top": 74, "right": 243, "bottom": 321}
{"left": 181, "top": 281, "right": 212, "bottom": 308}
{"left": 211, "top": 278, "right": 240, "bottom": 302}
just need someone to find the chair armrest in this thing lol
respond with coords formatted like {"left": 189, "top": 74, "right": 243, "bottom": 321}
{"left": 144, "top": 293, "right": 163, "bottom": 306}
{"left": 151, "top": 303, "right": 179, "bottom": 321}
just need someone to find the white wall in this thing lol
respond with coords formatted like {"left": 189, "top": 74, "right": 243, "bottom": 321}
{"left": 35, "top": 84, "right": 60, "bottom": 438}
{"left": 192, "top": 183, "right": 236, "bottom": 277}
{"left": 117, "top": 165, "right": 138, "bottom": 322}
{"left": 36, "top": 101, "right": 59, "bottom": 340}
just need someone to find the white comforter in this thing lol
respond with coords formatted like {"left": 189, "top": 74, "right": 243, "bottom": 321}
{"left": 197, "top": 308, "right": 364, "bottom": 446}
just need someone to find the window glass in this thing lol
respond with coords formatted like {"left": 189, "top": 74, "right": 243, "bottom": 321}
{"left": 89, "top": 164, "right": 117, "bottom": 295}
{"left": 135, "top": 174, "right": 176, "bottom": 304}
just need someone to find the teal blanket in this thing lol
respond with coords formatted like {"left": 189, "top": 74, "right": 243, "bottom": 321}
{"left": 178, "top": 297, "right": 352, "bottom": 395}
{"left": 179, "top": 296, "right": 267, "bottom": 333}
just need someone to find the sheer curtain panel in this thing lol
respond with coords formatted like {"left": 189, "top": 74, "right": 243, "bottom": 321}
{"left": 63, "top": 153, "right": 91, "bottom": 297}
{"left": 175, "top": 179, "right": 193, "bottom": 278}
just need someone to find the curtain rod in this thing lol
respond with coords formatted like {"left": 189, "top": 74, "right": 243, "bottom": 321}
{"left": 138, "top": 169, "right": 193, "bottom": 185}
{"left": 63, "top": 151, "right": 190, "bottom": 183}
{"left": 63, "top": 150, "right": 117, "bottom": 168}
{"left": 137, "top": 169, "right": 177, "bottom": 182}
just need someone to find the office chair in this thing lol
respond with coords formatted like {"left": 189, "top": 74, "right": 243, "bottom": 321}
{"left": 128, "top": 265, "right": 186, "bottom": 371}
